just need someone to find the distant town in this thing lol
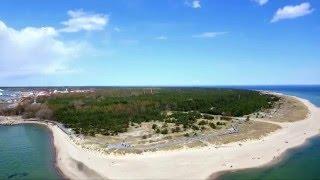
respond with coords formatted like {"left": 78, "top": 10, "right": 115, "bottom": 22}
{"left": 0, "top": 88, "right": 94, "bottom": 104}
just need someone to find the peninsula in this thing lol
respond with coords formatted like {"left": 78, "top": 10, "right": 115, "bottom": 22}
{"left": 1, "top": 88, "right": 319, "bottom": 179}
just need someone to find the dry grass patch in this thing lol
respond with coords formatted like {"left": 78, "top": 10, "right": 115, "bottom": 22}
{"left": 208, "top": 121, "right": 280, "bottom": 144}
{"left": 266, "top": 96, "right": 309, "bottom": 122}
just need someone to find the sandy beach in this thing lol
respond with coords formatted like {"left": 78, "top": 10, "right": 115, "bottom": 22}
{"left": 1, "top": 94, "right": 320, "bottom": 179}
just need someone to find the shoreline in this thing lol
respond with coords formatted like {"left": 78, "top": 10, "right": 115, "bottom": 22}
{"left": 0, "top": 122, "right": 67, "bottom": 179}
{"left": 204, "top": 91, "right": 317, "bottom": 178}
{"left": 0, "top": 120, "right": 103, "bottom": 179}
{"left": 40, "top": 123, "right": 68, "bottom": 180}
{"left": 1, "top": 122, "right": 69, "bottom": 179}
{"left": 1, "top": 94, "right": 320, "bottom": 179}
{"left": 209, "top": 94, "right": 318, "bottom": 179}
{"left": 210, "top": 134, "right": 320, "bottom": 179}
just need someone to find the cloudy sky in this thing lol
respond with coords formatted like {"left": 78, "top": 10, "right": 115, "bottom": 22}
{"left": 0, "top": 0, "right": 319, "bottom": 86}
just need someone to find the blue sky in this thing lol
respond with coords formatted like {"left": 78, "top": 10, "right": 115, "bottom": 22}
{"left": 0, "top": 0, "right": 319, "bottom": 86}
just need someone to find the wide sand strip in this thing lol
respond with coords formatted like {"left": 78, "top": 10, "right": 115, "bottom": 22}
{"left": 1, "top": 95, "right": 320, "bottom": 179}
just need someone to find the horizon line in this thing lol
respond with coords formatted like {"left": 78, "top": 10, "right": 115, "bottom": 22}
{"left": 1, "top": 84, "right": 320, "bottom": 88}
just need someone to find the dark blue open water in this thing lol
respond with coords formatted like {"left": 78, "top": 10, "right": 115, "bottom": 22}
{"left": 218, "top": 85, "right": 320, "bottom": 180}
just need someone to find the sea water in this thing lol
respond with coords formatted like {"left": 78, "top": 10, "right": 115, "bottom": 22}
{"left": 0, "top": 124, "right": 61, "bottom": 179}
{"left": 218, "top": 85, "right": 320, "bottom": 180}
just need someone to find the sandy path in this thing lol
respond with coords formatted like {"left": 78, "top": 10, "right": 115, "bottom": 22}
{"left": 47, "top": 95, "right": 320, "bottom": 180}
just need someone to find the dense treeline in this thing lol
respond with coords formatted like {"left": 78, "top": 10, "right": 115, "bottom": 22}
{"left": 31, "top": 88, "right": 279, "bottom": 135}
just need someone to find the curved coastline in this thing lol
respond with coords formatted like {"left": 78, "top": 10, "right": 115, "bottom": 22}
{"left": 0, "top": 123, "right": 66, "bottom": 179}
{"left": 208, "top": 94, "right": 320, "bottom": 179}
{"left": 37, "top": 123, "right": 68, "bottom": 179}
{"left": 1, "top": 93, "right": 320, "bottom": 179}
{"left": 211, "top": 134, "right": 320, "bottom": 179}
{"left": 34, "top": 123, "right": 68, "bottom": 179}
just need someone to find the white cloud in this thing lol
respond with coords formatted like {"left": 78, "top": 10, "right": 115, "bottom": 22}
{"left": 252, "top": 0, "right": 268, "bottom": 6}
{"left": 185, "top": 0, "right": 201, "bottom": 9}
{"left": 0, "top": 20, "right": 85, "bottom": 77}
{"left": 155, "top": 36, "right": 168, "bottom": 40}
{"left": 271, "top": 2, "right": 314, "bottom": 23}
{"left": 193, "top": 32, "right": 227, "bottom": 38}
{"left": 192, "top": 1, "right": 201, "bottom": 8}
{"left": 114, "top": 27, "right": 121, "bottom": 32}
{"left": 60, "top": 10, "right": 108, "bottom": 32}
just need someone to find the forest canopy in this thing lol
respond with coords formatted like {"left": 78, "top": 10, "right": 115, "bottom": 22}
{"left": 30, "top": 88, "right": 279, "bottom": 135}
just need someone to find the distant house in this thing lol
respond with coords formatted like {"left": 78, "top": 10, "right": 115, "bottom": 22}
{"left": 53, "top": 89, "right": 69, "bottom": 94}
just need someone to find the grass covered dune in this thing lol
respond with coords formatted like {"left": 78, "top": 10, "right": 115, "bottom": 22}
{"left": 21, "top": 88, "right": 279, "bottom": 136}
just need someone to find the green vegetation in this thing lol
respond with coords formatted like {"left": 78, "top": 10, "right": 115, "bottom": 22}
{"left": 209, "top": 122, "right": 217, "bottom": 129}
{"left": 155, "top": 128, "right": 161, "bottom": 134}
{"left": 198, "top": 120, "right": 208, "bottom": 126}
{"left": 152, "top": 124, "right": 158, "bottom": 130}
{"left": 221, "top": 116, "right": 232, "bottom": 121}
{"left": 161, "top": 128, "right": 168, "bottom": 134}
{"left": 16, "top": 88, "right": 278, "bottom": 136}
{"left": 217, "top": 121, "right": 226, "bottom": 126}
{"left": 171, "top": 126, "right": 181, "bottom": 133}
{"left": 168, "top": 111, "right": 201, "bottom": 128}
{"left": 203, "top": 114, "right": 215, "bottom": 120}
{"left": 192, "top": 125, "right": 200, "bottom": 131}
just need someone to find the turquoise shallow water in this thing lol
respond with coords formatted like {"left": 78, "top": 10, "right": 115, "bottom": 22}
{"left": 0, "top": 124, "right": 61, "bottom": 179}
{"left": 218, "top": 85, "right": 320, "bottom": 180}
